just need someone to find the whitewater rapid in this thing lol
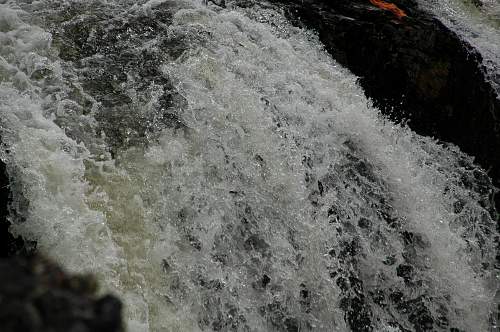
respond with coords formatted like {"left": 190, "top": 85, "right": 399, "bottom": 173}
{"left": 0, "top": 0, "right": 498, "bottom": 331}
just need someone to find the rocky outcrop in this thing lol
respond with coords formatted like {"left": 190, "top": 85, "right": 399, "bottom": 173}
{"left": 268, "top": 0, "right": 500, "bottom": 210}
{"left": 0, "top": 254, "right": 123, "bottom": 332}
{"left": 1, "top": 154, "right": 123, "bottom": 331}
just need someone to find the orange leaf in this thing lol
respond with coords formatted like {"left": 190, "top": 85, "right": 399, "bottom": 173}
{"left": 369, "top": 0, "right": 407, "bottom": 19}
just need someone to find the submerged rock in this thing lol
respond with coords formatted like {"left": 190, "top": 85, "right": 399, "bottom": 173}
{"left": 0, "top": 155, "right": 32, "bottom": 258}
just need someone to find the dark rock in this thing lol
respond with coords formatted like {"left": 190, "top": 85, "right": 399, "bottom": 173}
{"left": 404, "top": 296, "right": 435, "bottom": 331}
{"left": 0, "top": 151, "right": 122, "bottom": 330}
{"left": 340, "top": 295, "right": 373, "bottom": 332}
{"left": 0, "top": 153, "right": 33, "bottom": 258}
{"left": 0, "top": 254, "right": 123, "bottom": 332}
{"left": 358, "top": 217, "right": 372, "bottom": 229}
{"left": 284, "top": 317, "right": 299, "bottom": 332}
{"left": 299, "top": 283, "right": 311, "bottom": 311}
{"left": 187, "top": 234, "right": 202, "bottom": 251}
{"left": 450, "top": 328, "right": 466, "bottom": 332}
{"left": 370, "top": 289, "right": 386, "bottom": 307}
{"left": 268, "top": 0, "right": 500, "bottom": 217}
{"left": 244, "top": 234, "right": 270, "bottom": 253}
{"left": 339, "top": 239, "right": 361, "bottom": 260}
{"left": 383, "top": 255, "right": 397, "bottom": 265}
{"left": 396, "top": 264, "right": 414, "bottom": 283}
{"left": 48, "top": 3, "right": 191, "bottom": 156}
{"left": 317, "top": 180, "right": 324, "bottom": 196}
{"left": 261, "top": 301, "right": 303, "bottom": 332}
{"left": 261, "top": 274, "right": 271, "bottom": 288}
{"left": 208, "top": 0, "right": 226, "bottom": 8}
{"left": 92, "top": 296, "right": 123, "bottom": 331}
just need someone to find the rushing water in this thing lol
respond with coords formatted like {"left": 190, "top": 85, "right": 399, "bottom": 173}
{"left": 0, "top": 0, "right": 499, "bottom": 331}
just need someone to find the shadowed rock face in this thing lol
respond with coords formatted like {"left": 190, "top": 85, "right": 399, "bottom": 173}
{"left": 0, "top": 155, "right": 30, "bottom": 258}
{"left": 1, "top": 151, "right": 123, "bottom": 331}
{"left": 0, "top": 254, "right": 123, "bottom": 332}
{"left": 269, "top": 0, "right": 500, "bottom": 204}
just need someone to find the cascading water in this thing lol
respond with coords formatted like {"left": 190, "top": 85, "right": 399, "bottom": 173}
{"left": 0, "top": 0, "right": 498, "bottom": 331}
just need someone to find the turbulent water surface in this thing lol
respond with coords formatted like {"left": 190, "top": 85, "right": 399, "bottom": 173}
{"left": 0, "top": 0, "right": 499, "bottom": 331}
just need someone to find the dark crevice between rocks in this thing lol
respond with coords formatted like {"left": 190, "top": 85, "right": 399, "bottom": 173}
{"left": 268, "top": 0, "right": 500, "bottom": 222}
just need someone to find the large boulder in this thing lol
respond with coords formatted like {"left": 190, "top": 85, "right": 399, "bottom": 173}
{"left": 0, "top": 254, "right": 123, "bottom": 332}
{"left": 269, "top": 0, "right": 500, "bottom": 208}
{"left": 1, "top": 150, "right": 123, "bottom": 331}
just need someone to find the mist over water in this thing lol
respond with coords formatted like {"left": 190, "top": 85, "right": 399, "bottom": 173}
{"left": 0, "top": 0, "right": 498, "bottom": 331}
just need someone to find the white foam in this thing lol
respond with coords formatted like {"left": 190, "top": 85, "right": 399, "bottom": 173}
{"left": 0, "top": 1, "right": 497, "bottom": 331}
{"left": 0, "top": 6, "right": 151, "bottom": 329}
{"left": 158, "top": 3, "right": 496, "bottom": 329}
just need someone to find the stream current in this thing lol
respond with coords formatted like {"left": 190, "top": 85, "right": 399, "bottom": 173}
{"left": 0, "top": 0, "right": 498, "bottom": 331}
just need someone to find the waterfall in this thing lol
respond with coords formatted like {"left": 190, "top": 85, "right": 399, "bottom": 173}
{"left": 0, "top": 0, "right": 498, "bottom": 331}
{"left": 416, "top": 0, "right": 500, "bottom": 89}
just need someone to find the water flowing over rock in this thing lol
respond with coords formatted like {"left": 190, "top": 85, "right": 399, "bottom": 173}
{"left": 1, "top": 136, "right": 123, "bottom": 332}
{"left": 0, "top": 0, "right": 498, "bottom": 331}
{"left": 268, "top": 0, "right": 500, "bottom": 206}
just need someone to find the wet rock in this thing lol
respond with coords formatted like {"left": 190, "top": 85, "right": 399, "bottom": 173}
{"left": 340, "top": 295, "right": 373, "bottom": 332}
{"left": 405, "top": 297, "right": 435, "bottom": 331}
{"left": 207, "top": 0, "right": 226, "bottom": 7}
{"left": 396, "top": 264, "right": 414, "bottom": 283}
{"left": 299, "top": 283, "right": 311, "bottom": 312}
{"left": 261, "top": 274, "right": 271, "bottom": 288}
{"left": 0, "top": 156, "right": 34, "bottom": 258}
{"left": 1, "top": 150, "right": 123, "bottom": 331}
{"left": 268, "top": 0, "right": 500, "bottom": 211}
{"left": 370, "top": 289, "right": 386, "bottom": 307}
{"left": 198, "top": 277, "right": 224, "bottom": 290}
{"left": 187, "top": 234, "right": 202, "bottom": 251}
{"left": 338, "top": 239, "right": 361, "bottom": 261}
{"left": 383, "top": 255, "right": 397, "bottom": 266}
{"left": 284, "top": 317, "right": 299, "bottom": 332}
{"left": 244, "top": 234, "right": 270, "bottom": 253}
{"left": 357, "top": 217, "right": 372, "bottom": 229}
{"left": 261, "top": 301, "right": 302, "bottom": 332}
{"left": 49, "top": 3, "right": 190, "bottom": 156}
{"left": 0, "top": 254, "right": 123, "bottom": 332}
